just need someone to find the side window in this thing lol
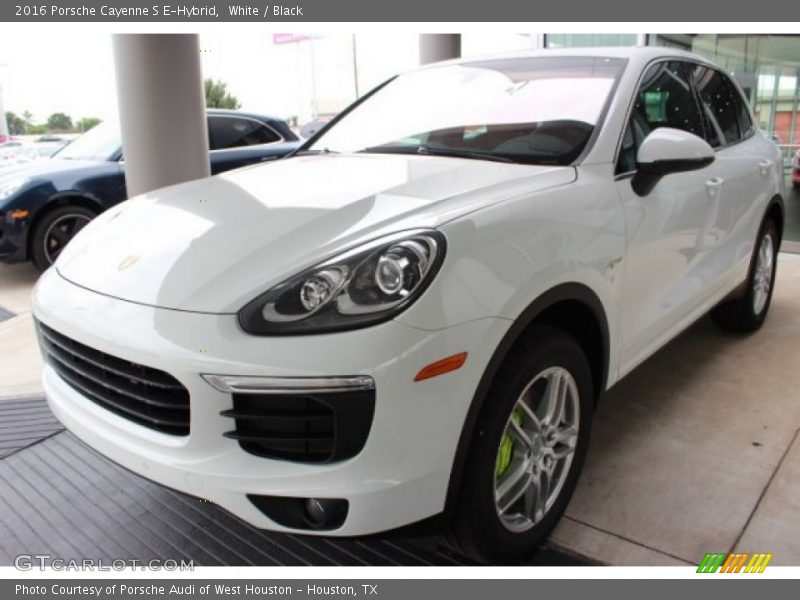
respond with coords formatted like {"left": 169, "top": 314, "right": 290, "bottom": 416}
{"left": 727, "top": 74, "right": 755, "bottom": 139}
{"left": 616, "top": 61, "right": 704, "bottom": 173}
{"left": 734, "top": 93, "right": 755, "bottom": 138}
{"left": 693, "top": 66, "right": 743, "bottom": 147}
{"left": 208, "top": 116, "right": 281, "bottom": 150}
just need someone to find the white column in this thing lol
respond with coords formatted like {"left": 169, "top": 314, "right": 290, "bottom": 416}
{"left": 112, "top": 34, "right": 210, "bottom": 197}
{"left": 419, "top": 34, "right": 461, "bottom": 65}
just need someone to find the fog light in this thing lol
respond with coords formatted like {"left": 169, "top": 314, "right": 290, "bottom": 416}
{"left": 304, "top": 498, "right": 348, "bottom": 529}
{"left": 248, "top": 494, "right": 349, "bottom": 531}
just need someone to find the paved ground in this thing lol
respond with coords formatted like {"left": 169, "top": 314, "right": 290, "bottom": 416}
{"left": 551, "top": 254, "right": 800, "bottom": 565}
{"left": 0, "top": 262, "right": 41, "bottom": 398}
{"left": 0, "top": 397, "right": 472, "bottom": 567}
{"left": 1, "top": 255, "right": 799, "bottom": 566}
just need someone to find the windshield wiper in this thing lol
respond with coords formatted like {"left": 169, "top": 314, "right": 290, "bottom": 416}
{"left": 362, "top": 144, "right": 516, "bottom": 163}
{"left": 363, "top": 144, "right": 515, "bottom": 164}
{"left": 293, "top": 148, "right": 340, "bottom": 156}
{"left": 417, "top": 145, "right": 515, "bottom": 163}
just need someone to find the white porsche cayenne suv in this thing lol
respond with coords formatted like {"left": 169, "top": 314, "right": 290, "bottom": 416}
{"left": 33, "top": 48, "right": 784, "bottom": 563}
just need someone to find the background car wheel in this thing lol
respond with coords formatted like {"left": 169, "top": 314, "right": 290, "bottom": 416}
{"left": 711, "top": 218, "right": 779, "bottom": 332}
{"left": 447, "top": 325, "right": 593, "bottom": 563}
{"left": 31, "top": 205, "right": 96, "bottom": 271}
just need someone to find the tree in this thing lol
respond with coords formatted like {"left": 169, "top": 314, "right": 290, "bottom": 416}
{"left": 204, "top": 79, "right": 241, "bottom": 109}
{"left": 46, "top": 112, "right": 73, "bottom": 132}
{"left": 27, "top": 123, "right": 47, "bottom": 135}
{"left": 5, "top": 111, "right": 27, "bottom": 135}
{"left": 76, "top": 117, "right": 102, "bottom": 132}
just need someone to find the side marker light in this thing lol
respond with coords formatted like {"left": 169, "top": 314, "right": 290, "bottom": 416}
{"left": 414, "top": 352, "right": 468, "bottom": 382}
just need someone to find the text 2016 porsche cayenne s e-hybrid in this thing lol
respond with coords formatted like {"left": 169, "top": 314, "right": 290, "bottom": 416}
{"left": 33, "top": 48, "right": 784, "bottom": 563}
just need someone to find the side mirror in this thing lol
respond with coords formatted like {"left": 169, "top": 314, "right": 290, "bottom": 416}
{"left": 631, "top": 128, "right": 715, "bottom": 196}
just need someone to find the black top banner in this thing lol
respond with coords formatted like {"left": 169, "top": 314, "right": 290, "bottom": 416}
{"left": 1, "top": 0, "right": 794, "bottom": 22}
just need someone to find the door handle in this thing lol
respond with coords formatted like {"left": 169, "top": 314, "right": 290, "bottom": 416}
{"left": 705, "top": 177, "right": 724, "bottom": 197}
{"left": 758, "top": 160, "right": 772, "bottom": 176}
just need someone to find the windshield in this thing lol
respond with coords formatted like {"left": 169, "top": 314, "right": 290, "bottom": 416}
{"left": 53, "top": 121, "right": 120, "bottom": 161}
{"left": 311, "top": 56, "right": 626, "bottom": 165}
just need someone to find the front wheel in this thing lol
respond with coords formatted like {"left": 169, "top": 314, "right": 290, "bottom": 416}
{"left": 30, "top": 205, "right": 96, "bottom": 271}
{"left": 448, "top": 326, "right": 594, "bottom": 563}
{"left": 711, "top": 219, "right": 778, "bottom": 332}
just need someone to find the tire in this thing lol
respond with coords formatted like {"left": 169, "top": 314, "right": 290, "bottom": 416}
{"left": 711, "top": 219, "right": 778, "bottom": 332}
{"left": 30, "top": 205, "right": 96, "bottom": 271}
{"left": 447, "top": 325, "right": 594, "bottom": 563}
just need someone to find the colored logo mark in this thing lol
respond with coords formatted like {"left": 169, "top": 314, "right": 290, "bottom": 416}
{"left": 117, "top": 254, "right": 140, "bottom": 271}
{"left": 697, "top": 552, "right": 773, "bottom": 573}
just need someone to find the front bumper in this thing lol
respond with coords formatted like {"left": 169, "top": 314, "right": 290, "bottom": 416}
{"left": 33, "top": 268, "right": 510, "bottom": 536}
{"left": 0, "top": 206, "right": 31, "bottom": 262}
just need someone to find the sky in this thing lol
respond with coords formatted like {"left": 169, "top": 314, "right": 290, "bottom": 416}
{"left": 0, "top": 30, "right": 534, "bottom": 127}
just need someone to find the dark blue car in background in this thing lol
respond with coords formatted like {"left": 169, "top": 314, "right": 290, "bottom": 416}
{"left": 0, "top": 109, "right": 299, "bottom": 270}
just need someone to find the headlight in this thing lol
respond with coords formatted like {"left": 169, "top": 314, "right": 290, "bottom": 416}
{"left": 238, "top": 230, "right": 445, "bottom": 334}
{"left": 0, "top": 177, "right": 29, "bottom": 200}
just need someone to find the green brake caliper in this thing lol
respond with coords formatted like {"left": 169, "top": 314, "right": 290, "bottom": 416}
{"left": 495, "top": 409, "right": 523, "bottom": 477}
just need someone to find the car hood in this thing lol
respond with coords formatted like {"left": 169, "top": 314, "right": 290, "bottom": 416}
{"left": 56, "top": 153, "right": 576, "bottom": 313}
{"left": 0, "top": 158, "right": 109, "bottom": 183}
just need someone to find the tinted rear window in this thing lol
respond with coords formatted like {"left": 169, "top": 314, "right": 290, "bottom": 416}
{"left": 208, "top": 117, "right": 281, "bottom": 150}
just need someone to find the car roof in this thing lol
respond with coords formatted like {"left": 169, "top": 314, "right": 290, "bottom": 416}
{"left": 206, "top": 108, "right": 285, "bottom": 123}
{"left": 413, "top": 46, "right": 716, "bottom": 73}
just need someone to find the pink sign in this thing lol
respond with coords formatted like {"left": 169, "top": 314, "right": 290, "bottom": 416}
{"left": 272, "top": 34, "right": 314, "bottom": 45}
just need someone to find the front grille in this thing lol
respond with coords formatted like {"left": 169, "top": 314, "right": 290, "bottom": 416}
{"left": 37, "top": 321, "right": 190, "bottom": 436}
{"left": 221, "top": 390, "right": 375, "bottom": 463}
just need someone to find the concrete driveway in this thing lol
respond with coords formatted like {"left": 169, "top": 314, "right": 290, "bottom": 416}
{"left": 1, "top": 257, "right": 799, "bottom": 566}
{"left": 0, "top": 262, "right": 42, "bottom": 398}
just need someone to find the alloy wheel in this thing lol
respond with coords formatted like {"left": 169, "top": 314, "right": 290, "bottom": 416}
{"left": 753, "top": 232, "right": 775, "bottom": 315}
{"left": 43, "top": 213, "right": 91, "bottom": 265}
{"left": 493, "top": 366, "right": 580, "bottom": 532}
